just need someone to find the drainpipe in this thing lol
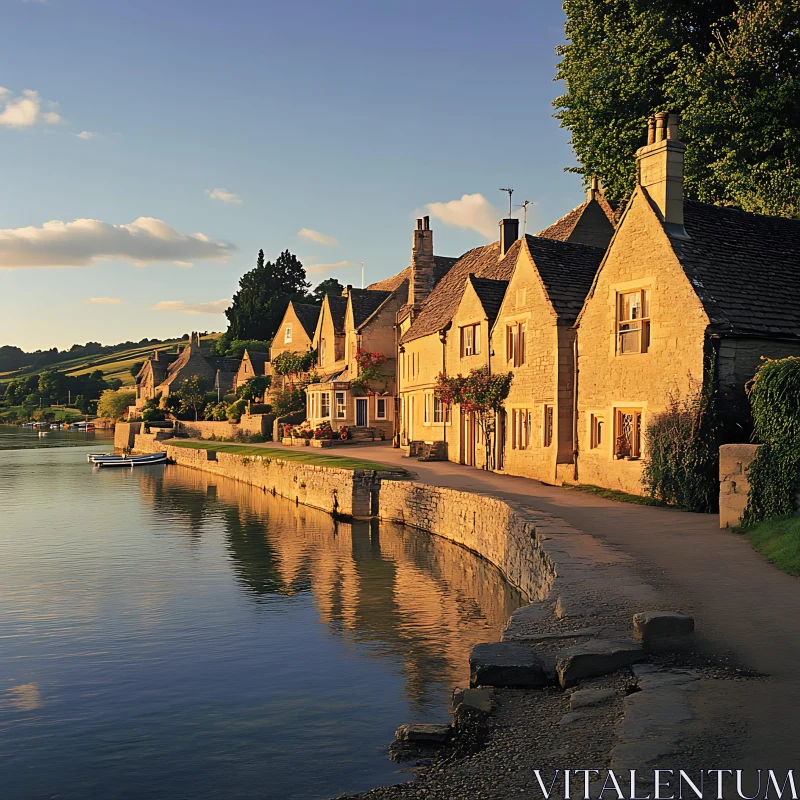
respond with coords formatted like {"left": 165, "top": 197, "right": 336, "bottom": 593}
{"left": 439, "top": 326, "right": 448, "bottom": 456}
{"left": 393, "top": 313, "right": 400, "bottom": 447}
{"left": 572, "top": 330, "right": 579, "bottom": 482}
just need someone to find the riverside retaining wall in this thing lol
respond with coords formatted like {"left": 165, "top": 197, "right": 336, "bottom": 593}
{"left": 133, "top": 433, "right": 400, "bottom": 517}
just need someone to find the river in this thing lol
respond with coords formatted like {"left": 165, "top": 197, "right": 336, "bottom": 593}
{"left": 0, "top": 426, "right": 522, "bottom": 800}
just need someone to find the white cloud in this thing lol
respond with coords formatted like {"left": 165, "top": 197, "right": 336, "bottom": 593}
{"left": 0, "top": 88, "right": 62, "bottom": 128}
{"left": 423, "top": 193, "right": 503, "bottom": 240}
{"left": 307, "top": 260, "right": 359, "bottom": 276}
{"left": 298, "top": 228, "right": 338, "bottom": 246}
{"left": 205, "top": 187, "right": 243, "bottom": 205}
{"left": 0, "top": 216, "right": 235, "bottom": 269}
{"left": 151, "top": 299, "right": 231, "bottom": 315}
{"left": 173, "top": 260, "right": 194, "bottom": 268}
{"left": 76, "top": 131, "right": 97, "bottom": 140}
{"left": 87, "top": 297, "right": 122, "bottom": 305}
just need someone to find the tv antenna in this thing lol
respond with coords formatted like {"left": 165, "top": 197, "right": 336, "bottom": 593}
{"left": 361, "top": 261, "right": 365, "bottom": 289}
{"left": 499, "top": 187, "right": 514, "bottom": 217}
{"left": 516, "top": 200, "right": 534, "bottom": 235}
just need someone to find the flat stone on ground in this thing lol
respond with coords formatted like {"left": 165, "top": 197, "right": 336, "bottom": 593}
{"left": 470, "top": 642, "right": 550, "bottom": 689}
{"left": 570, "top": 687, "right": 618, "bottom": 710}
{"left": 556, "top": 640, "right": 645, "bottom": 688}
{"left": 394, "top": 723, "right": 452, "bottom": 745}
{"left": 632, "top": 611, "right": 694, "bottom": 651}
{"left": 452, "top": 686, "right": 494, "bottom": 715}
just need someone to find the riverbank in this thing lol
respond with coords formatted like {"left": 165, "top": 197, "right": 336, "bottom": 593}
{"left": 129, "top": 437, "right": 762, "bottom": 797}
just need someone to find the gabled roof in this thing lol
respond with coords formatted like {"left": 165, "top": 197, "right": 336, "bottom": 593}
{"left": 524, "top": 236, "right": 605, "bottom": 322}
{"left": 208, "top": 357, "right": 241, "bottom": 373}
{"left": 326, "top": 295, "right": 348, "bottom": 335}
{"left": 537, "top": 194, "right": 618, "bottom": 246}
{"left": 242, "top": 350, "right": 270, "bottom": 373}
{"left": 291, "top": 302, "right": 322, "bottom": 339}
{"left": 468, "top": 276, "right": 508, "bottom": 324}
{"left": 671, "top": 200, "right": 800, "bottom": 339}
{"left": 399, "top": 241, "right": 519, "bottom": 344}
{"left": 348, "top": 288, "right": 392, "bottom": 328}
{"left": 366, "top": 255, "right": 458, "bottom": 292}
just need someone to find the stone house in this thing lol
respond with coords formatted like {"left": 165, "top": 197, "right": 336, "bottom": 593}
{"left": 574, "top": 112, "right": 800, "bottom": 495}
{"left": 232, "top": 349, "right": 270, "bottom": 396}
{"left": 269, "top": 301, "right": 321, "bottom": 367}
{"left": 397, "top": 199, "right": 614, "bottom": 471}
{"left": 135, "top": 332, "right": 239, "bottom": 409}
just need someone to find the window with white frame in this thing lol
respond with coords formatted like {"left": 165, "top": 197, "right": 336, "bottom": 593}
{"left": 460, "top": 323, "right": 480, "bottom": 357}
{"left": 506, "top": 322, "right": 526, "bottom": 367}
{"left": 617, "top": 289, "right": 650, "bottom": 354}
{"left": 335, "top": 391, "right": 346, "bottom": 419}
{"left": 320, "top": 392, "right": 330, "bottom": 418}
{"left": 433, "top": 397, "right": 449, "bottom": 424}
{"left": 424, "top": 392, "right": 431, "bottom": 424}
{"left": 376, "top": 397, "right": 387, "bottom": 419}
{"left": 284, "top": 325, "right": 292, "bottom": 343}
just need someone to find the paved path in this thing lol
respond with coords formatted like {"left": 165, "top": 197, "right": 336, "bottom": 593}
{"left": 256, "top": 441, "right": 800, "bottom": 769}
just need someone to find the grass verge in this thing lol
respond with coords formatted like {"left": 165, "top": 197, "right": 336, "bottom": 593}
{"left": 566, "top": 483, "right": 674, "bottom": 508}
{"left": 168, "top": 440, "right": 403, "bottom": 472}
{"left": 741, "top": 516, "right": 800, "bottom": 577}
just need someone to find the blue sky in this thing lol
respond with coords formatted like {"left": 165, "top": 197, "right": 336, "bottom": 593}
{"left": 0, "top": 0, "right": 583, "bottom": 351}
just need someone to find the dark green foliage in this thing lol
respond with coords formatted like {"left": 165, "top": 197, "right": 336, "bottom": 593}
{"left": 271, "top": 386, "right": 306, "bottom": 417}
{"left": 130, "top": 361, "right": 145, "bottom": 378}
{"left": 742, "top": 357, "right": 800, "bottom": 525}
{"left": 225, "top": 249, "right": 310, "bottom": 341}
{"left": 554, "top": 0, "right": 800, "bottom": 217}
{"left": 271, "top": 350, "right": 315, "bottom": 377}
{"left": 222, "top": 339, "right": 272, "bottom": 359}
{"left": 311, "top": 278, "right": 345, "bottom": 304}
{"left": 177, "top": 376, "right": 211, "bottom": 421}
{"left": 642, "top": 371, "right": 719, "bottom": 512}
{"left": 237, "top": 375, "right": 271, "bottom": 401}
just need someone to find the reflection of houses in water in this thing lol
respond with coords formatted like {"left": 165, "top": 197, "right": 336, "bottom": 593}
{"left": 150, "top": 466, "right": 522, "bottom": 705}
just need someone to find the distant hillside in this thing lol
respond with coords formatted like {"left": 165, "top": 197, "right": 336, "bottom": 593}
{"left": 0, "top": 334, "right": 221, "bottom": 390}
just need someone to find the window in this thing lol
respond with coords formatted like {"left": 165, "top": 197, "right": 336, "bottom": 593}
{"left": 319, "top": 339, "right": 326, "bottom": 365}
{"left": 284, "top": 325, "right": 292, "bottom": 343}
{"left": 424, "top": 393, "right": 430, "bottom": 423}
{"left": 617, "top": 290, "right": 650, "bottom": 354}
{"left": 376, "top": 397, "right": 387, "bottom": 419}
{"left": 615, "top": 409, "right": 642, "bottom": 459}
{"left": 516, "top": 287, "right": 527, "bottom": 309}
{"left": 590, "top": 414, "right": 605, "bottom": 449}
{"left": 506, "top": 322, "right": 526, "bottom": 367}
{"left": 433, "top": 397, "right": 450, "bottom": 424}
{"left": 461, "top": 324, "right": 480, "bottom": 357}
{"left": 321, "top": 392, "right": 330, "bottom": 418}
{"left": 543, "top": 405, "right": 554, "bottom": 447}
{"left": 335, "top": 391, "right": 346, "bottom": 419}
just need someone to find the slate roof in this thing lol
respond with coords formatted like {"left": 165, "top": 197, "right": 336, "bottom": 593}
{"left": 469, "top": 276, "right": 508, "bottom": 324}
{"left": 367, "top": 255, "right": 459, "bottom": 292}
{"left": 242, "top": 350, "right": 270, "bottom": 374}
{"left": 524, "top": 236, "right": 605, "bottom": 322}
{"left": 291, "top": 303, "right": 322, "bottom": 339}
{"left": 399, "top": 233, "right": 605, "bottom": 343}
{"left": 671, "top": 200, "right": 800, "bottom": 339}
{"left": 348, "top": 288, "right": 392, "bottom": 328}
{"left": 537, "top": 195, "right": 619, "bottom": 241}
{"left": 326, "top": 296, "right": 348, "bottom": 335}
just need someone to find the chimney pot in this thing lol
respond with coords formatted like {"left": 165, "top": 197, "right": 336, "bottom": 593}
{"left": 416, "top": 218, "right": 423, "bottom": 230}
{"left": 666, "top": 113, "right": 679, "bottom": 140}
{"left": 655, "top": 111, "right": 669, "bottom": 142}
{"left": 647, "top": 116, "right": 656, "bottom": 145}
{"left": 423, "top": 215, "right": 430, "bottom": 230}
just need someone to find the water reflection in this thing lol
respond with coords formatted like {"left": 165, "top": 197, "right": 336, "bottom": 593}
{"left": 142, "top": 466, "right": 522, "bottom": 706}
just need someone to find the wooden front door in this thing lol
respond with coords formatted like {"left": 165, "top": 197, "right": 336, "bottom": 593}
{"left": 461, "top": 409, "right": 476, "bottom": 466}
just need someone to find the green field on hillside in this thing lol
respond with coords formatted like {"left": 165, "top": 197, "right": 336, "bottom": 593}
{"left": 0, "top": 334, "right": 220, "bottom": 389}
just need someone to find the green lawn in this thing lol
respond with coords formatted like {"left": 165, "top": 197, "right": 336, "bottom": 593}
{"left": 168, "top": 440, "right": 403, "bottom": 472}
{"left": 566, "top": 483, "right": 672, "bottom": 508}
{"left": 742, "top": 516, "right": 800, "bottom": 576}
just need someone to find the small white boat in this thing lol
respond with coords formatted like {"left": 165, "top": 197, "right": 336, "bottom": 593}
{"left": 93, "top": 452, "right": 168, "bottom": 468}
{"left": 87, "top": 453, "right": 121, "bottom": 462}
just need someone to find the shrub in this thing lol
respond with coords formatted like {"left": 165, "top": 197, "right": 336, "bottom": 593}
{"left": 742, "top": 357, "right": 800, "bottom": 526}
{"left": 205, "top": 402, "right": 229, "bottom": 421}
{"left": 641, "top": 371, "right": 718, "bottom": 512}
{"left": 97, "top": 389, "right": 136, "bottom": 419}
{"left": 226, "top": 399, "right": 247, "bottom": 422}
{"left": 142, "top": 407, "right": 165, "bottom": 422}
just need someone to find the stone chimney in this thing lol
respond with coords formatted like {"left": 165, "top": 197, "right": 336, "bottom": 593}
{"left": 587, "top": 176, "right": 600, "bottom": 202}
{"left": 409, "top": 216, "right": 435, "bottom": 309}
{"left": 636, "top": 111, "right": 686, "bottom": 233}
{"left": 499, "top": 217, "right": 519, "bottom": 257}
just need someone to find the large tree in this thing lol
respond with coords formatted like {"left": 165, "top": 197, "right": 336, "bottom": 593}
{"left": 224, "top": 249, "right": 310, "bottom": 341}
{"left": 311, "top": 277, "right": 345, "bottom": 304}
{"left": 553, "top": 0, "right": 740, "bottom": 202}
